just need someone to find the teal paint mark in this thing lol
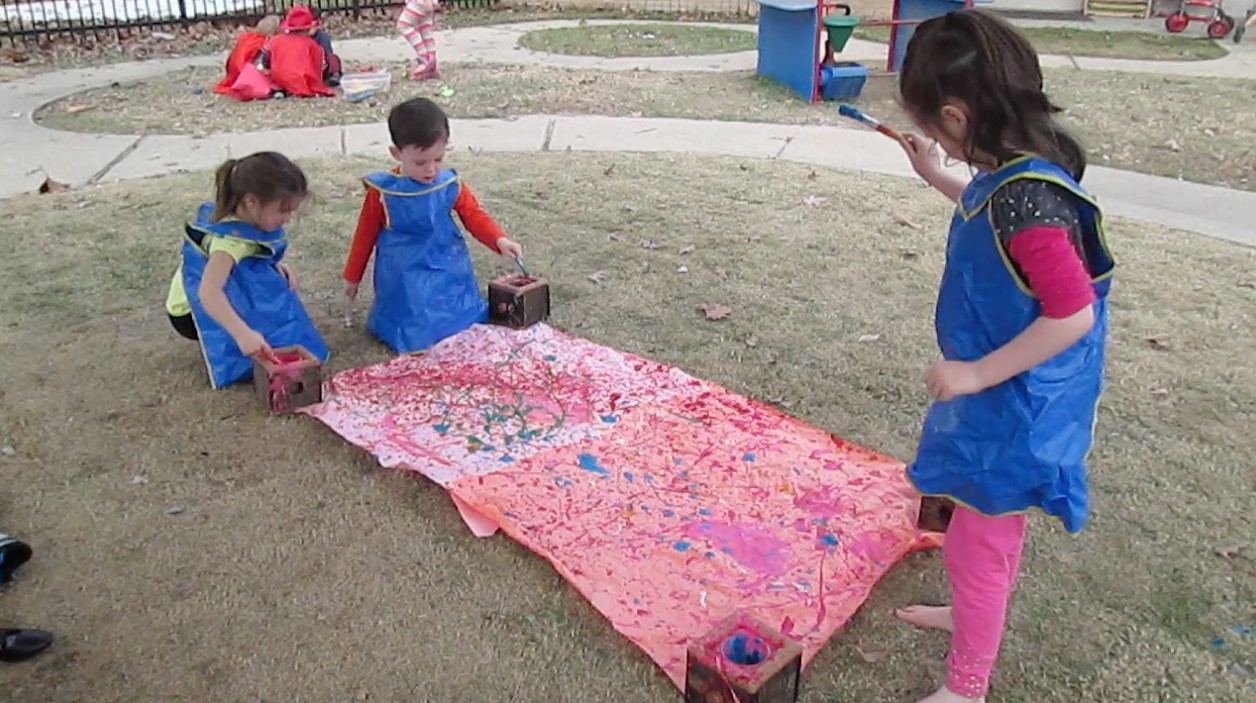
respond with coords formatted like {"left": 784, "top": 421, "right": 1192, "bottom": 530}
{"left": 820, "top": 533, "right": 840, "bottom": 546}
{"left": 543, "top": 354, "right": 558, "bottom": 362}
{"left": 600, "top": 414, "right": 618, "bottom": 423}
{"left": 624, "top": 471, "right": 634, "bottom": 482}
{"left": 673, "top": 540, "right": 691, "bottom": 551}
{"left": 743, "top": 452, "right": 756, "bottom": 461}
{"left": 577, "top": 453, "right": 609, "bottom": 476}
{"left": 433, "top": 423, "right": 449, "bottom": 433}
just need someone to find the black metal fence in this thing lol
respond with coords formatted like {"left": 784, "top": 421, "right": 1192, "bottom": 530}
{"left": 1, "top": 0, "right": 499, "bottom": 43}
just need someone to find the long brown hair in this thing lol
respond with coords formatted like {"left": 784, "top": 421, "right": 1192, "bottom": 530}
{"left": 210, "top": 152, "right": 309, "bottom": 222}
{"left": 898, "top": 9, "right": 1086, "bottom": 180}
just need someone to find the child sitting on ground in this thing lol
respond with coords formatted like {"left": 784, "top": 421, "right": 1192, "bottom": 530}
{"left": 166, "top": 152, "right": 329, "bottom": 388}
{"left": 212, "top": 15, "right": 280, "bottom": 95}
{"left": 397, "top": 0, "right": 441, "bottom": 80}
{"left": 342, "top": 97, "right": 524, "bottom": 354}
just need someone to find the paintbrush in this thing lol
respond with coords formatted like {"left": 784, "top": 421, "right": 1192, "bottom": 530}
{"left": 513, "top": 255, "right": 531, "bottom": 277}
{"left": 837, "top": 103, "right": 904, "bottom": 142}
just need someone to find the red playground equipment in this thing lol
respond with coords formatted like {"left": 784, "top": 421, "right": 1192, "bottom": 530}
{"left": 1160, "top": 0, "right": 1236, "bottom": 38}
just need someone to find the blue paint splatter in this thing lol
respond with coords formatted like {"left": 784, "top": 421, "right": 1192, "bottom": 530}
{"left": 820, "top": 533, "right": 840, "bottom": 546}
{"left": 673, "top": 540, "right": 692, "bottom": 551}
{"left": 699, "top": 522, "right": 713, "bottom": 531}
{"left": 624, "top": 471, "right": 634, "bottom": 482}
{"left": 600, "top": 414, "right": 618, "bottom": 423}
{"left": 662, "top": 510, "right": 676, "bottom": 518}
{"left": 1232, "top": 625, "right": 1252, "bottom": 638}
{"left": 577, "top": 453, "right": 609, "bottom": 476}
{"left": 705, "top": 551, "right": 716, "bottom": 558}
{"left": 499, "top": 455, "right": 515, "bottom": 463}
{"left": 698, "top": 508, "right": 712, "bottom": 516}
{"left": 644, "top": 474, "right": 655, "bottom": 484}
{"left": 673, "top": 457, "right": 684, "bottom": 465}
{"left": 640, "top": 505, "right": 649, "bottom": 512}
{"left": 743, "top": 452, "right": 757, "bottom": 462}
{"left": 543, "top": 354, "right": 558, "bottom": 362}
{"left": 553, "top": 476, "right": 573, "bottom": 488}
{"left": 433, "top": 423, "right": 449, "bottom": 433}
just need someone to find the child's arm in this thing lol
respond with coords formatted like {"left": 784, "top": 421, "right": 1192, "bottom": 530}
{"left": 898, "top": 132, "right": 966, "bottom": 204}
{"left": 198, "top": 251, "right": 272, "bottom": 359}
{"left": 342, "top": 188, "right": 385, "bottom": 299}
{"left": 453, "top": 183, "right": 522, "bottom": 258}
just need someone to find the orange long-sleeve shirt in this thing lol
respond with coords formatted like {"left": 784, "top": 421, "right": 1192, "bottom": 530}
{"left": 342, "top": 180, "right": 506, "bottom": 284}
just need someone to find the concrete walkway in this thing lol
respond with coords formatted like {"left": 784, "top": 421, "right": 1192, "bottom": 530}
{"left": 1, "top": 20, "right": 1254, "bottom": 248}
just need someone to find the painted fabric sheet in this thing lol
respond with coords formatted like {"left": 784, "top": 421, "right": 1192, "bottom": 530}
{"left": 305, "top": 323, "right": 939, "bottom": 688}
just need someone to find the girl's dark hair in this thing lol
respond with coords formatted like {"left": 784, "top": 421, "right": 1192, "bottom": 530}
{"left": 211, "top": 151, "right": 309, "bottom": 221}
{"left": 899, "top": 9, "right": 1086, "bottom": 180}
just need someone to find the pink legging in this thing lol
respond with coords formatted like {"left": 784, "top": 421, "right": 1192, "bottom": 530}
{"left": 397, "top": 6, "right": 436, "bottom": 64}
{"left": 943, "top": 505, "right": 1028, "bottom": 698}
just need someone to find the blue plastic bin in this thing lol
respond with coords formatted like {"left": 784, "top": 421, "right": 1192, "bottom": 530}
{"left": 820, "top": 61, "right": 868, "bottom": 100}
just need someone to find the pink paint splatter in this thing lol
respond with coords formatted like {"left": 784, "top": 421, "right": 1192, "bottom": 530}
{"left": 682, "top": 521, "right": 790, "bottom": 577}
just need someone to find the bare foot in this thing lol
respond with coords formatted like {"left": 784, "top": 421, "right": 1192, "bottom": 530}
{"left": 915, "top": 685, "right": 983, "bottom": 703}
{"left": 894, "top": 605, "right": 954, "bottom": 632}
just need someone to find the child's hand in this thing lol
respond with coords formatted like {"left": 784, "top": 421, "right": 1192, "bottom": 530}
{"left": 235, "top": 328, "right": 274, "bottom": 362}
{"left": 344, "top": 281, "right": 359, "bottom": 301}
{"left": 277, "top": 263, "right": 297, "bottom": 289}
{"left": 897, "top": 131, "right": 942, "bottom": 180}
{"left": 923, "top": 359, "right": 986, "bottom": 401}
{"left": 497, "top": 238, "right": 523, "bottom": 260}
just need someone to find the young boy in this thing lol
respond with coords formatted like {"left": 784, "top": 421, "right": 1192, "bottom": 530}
{"left": 342, "top": 98, "right": 524, "bottom": 354}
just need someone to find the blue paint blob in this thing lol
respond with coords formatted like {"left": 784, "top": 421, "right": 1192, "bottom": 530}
{"left": 433, "top": 423, "right": 450, "bottom": 433}
{"left": 640, "top": 505, "right": 649, "bottom": 512}
{"left": 821, "top": 533, "right": 840, "bottom": 546}
{"left": 673, "top": 540, "right": 692, "bottom": 551}
{"left": 699, "top": 522, "right": 713, "bottom": 531}
{"left": 600, "top": 414, "right": 618, "bottom": 423}
{"left": 499, "top": 455, "right": 515, "bottom": 463}
{"left": 705, "top": 551, "right": 716, "bottom": 558}
{"left": 1231, "top": 625, "right": 1252, "bottom": 638}
{"left": 577, "top": 453, "right": 609, "bottom": 476}
{"left": 543, "top": 354, "right": 558, "bottom": 362}
{"left": 662, "top": 510, "right": 676, "bottom": 518}
{"left": 552, "top": 476, "right": 573, "bottom": 488}
{"left": 673, "top": 457, "right": 684, "bottom": 465}
{"left": 743, "top": 452, "right": 757, "bottom": 462}
{"left": 722, "top": 633, "right": 768, "bottom": 666}
{"left": 624, "top": 471, "right": 634, "bottom": 482}
{"left": 644, "top": 474, "right": 655, "bottom": 484}
{"left": 698, "top": 508, "right": 712, "bottom": 516}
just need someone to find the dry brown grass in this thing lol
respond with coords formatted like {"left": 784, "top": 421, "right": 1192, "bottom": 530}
{"left": 36, "top": 61, "right": 1256, "bottom": 191}
{"left": 1, "top": 153, "right": 1253, "bottom": 703}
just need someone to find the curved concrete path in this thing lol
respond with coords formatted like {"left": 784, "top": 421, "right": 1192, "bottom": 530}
{"left": 1, "top": 20, "right": 1254, "bottom": 248}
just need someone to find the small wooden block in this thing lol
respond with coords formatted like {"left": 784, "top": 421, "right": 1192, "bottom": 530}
{"left": 685, "top": 613, "right": 802, "bottom": 703}
{"left": 917, "top": 495, "right": 956, "bottom": 533}
{"left": 252, "top": 344, "right": 323, "bottom": 414}
{"left": 487, "top": 274, "right": 550, "bottom": 329}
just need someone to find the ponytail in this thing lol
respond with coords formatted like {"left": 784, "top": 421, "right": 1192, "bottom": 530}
{"left": 211, "top": 158, "right": 242, "bottom": 221}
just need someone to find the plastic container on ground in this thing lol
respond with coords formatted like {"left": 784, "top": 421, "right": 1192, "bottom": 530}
{"left": 340, "top": 70, "right": 392, "bottom": 103}
{"left": 820, "top": 61, "right": 868, "bottom": 100}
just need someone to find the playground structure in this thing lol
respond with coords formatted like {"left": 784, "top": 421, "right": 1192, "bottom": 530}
{"left": 752, "top": 0, "right": 974, "bottom": 103}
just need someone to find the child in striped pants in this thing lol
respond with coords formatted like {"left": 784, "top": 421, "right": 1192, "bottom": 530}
{"left": 398, "top": 0, "right": 439, "bottom": 80}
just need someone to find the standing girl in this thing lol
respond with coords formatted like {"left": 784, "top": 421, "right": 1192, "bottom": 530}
{"left": 165, "top": 152, "right": 329, "bottom": 389}
{"left": 889, "top": 10, "right": 1115, "bottom": 703}
{"left": 397, "top": 0, "right": 440, "bottom": 80}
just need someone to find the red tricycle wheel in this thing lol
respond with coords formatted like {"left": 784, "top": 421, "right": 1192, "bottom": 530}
{"left": 1207, "top": 16, "right": 1235, "bottom": 39}
{"left": 1165, "top": 13, "right": 1190, "bottom": 33}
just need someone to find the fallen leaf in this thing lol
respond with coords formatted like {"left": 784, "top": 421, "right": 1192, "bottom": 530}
{"left": 165, "top": 506, "right": 185, "bottom": 515}
{"left": 587, "top": 271, "right": 608, "bottom": 284}
{"left": 700, "top": 303, "right": 732, "bottom": 321}
{"left": 679, "top": 245, "right": 695, "bottom": 255}
{"left": 901, "top": 250, "right": 919, "bottom": 260}
{"left": 1146, "top": 335, "right": 1171, "bottom": 351}
{"left": 806, "top": 170, "right": 818, "bottom": 180}
{"left": 0, "top": 445, "right": 14, "bottom": 457}
{"left": 738, "top": 163, "right": 750, "bottom": 171}
{"left": 1215, "top": 543, "right": 1246, "bottom": 558}
{"left": 802, "top": 195, "right": 828, "bottom": 207}
{"left": 676, "top": 266, "right": 689, "bottom": 274}
{"left": 640, "top": 239, "right": 661, "bottom": 250}
{"left": 38, "top": 177, "right": 70, "bottom": 194}
{"left": 858, "top": 334, "right": 881, "bottom": 343}
{"left": 893, "top": 212, "right": 925, "bottom": 230}
{"left": 603, "top": 163, "right": 615, "bottom": 176}
{"left": 130, "top": 475, "right": 149, "bottom": 485}
{"left": 607, "top": 232, "right": 623, "bottom": 242}
{"left": 745, "top": 336, "right": 758, "bottom": 348}
{"left": 64, "top": 103, "right": 94, "bottom": 114}
{"left": 855, "top": 646, "right": 891, "bottom": 663}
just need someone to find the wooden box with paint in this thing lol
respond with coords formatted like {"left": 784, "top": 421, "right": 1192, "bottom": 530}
{"left": 487, "top": 274, "right": 550, "bottom": 329}
{"left": 684, "top": 613, "right": 802, "bottom": 703}
{"left": 916, "top": 495, "right": 956, "bottom": 533}
{"left": 252, "top": 345, "right": 323, "bottom": 414}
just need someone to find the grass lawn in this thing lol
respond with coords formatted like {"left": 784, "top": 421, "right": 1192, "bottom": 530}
{"left": 1, "top": 152, "right": 1252, "bottom": 703}
{"left": 852, "top": 24, "right": 1229, "bottom": 61}
{"left": 517, "top": 22, "right": 756, "bottom": 57}
{"left": 36, "top": 63, "right": 1256, "bottom": 192}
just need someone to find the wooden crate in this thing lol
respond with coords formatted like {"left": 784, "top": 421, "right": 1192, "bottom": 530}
{"left": 252, "top": 345, "right": 323, "bottom": 414}
{"left": 487, "top": 274, "right": 551, "bottom": 329}
{"left": 685, "top": 613, "right": 802, "bottom": 703}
